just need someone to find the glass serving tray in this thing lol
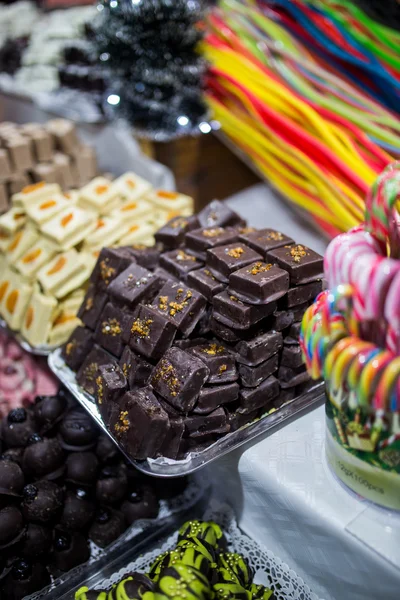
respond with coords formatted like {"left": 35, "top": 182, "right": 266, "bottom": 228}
{"left": 49, "top": 348, "right": 325, "bottom": 478}
{"left": 0, "top": 318, "right": 56, "bottom": 356}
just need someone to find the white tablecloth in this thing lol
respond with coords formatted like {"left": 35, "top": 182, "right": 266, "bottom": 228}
{"left": 212, "top": 186, "right": 400, "bottom": 600}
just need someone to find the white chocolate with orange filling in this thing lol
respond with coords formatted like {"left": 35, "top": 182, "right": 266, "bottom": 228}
{"left": 111, "top": 198, "right": 152, "bottom": 225}
{"left": 48, "top": 315, "right": 81, "bottom": 347}
{"left": 41, "top": 206, "right": 96, "bottom": 250}
{"left": 110, "top": 172, "right": 152, "bottom": 203}
{"left": 85, "top": 215, "right": 128, "bottom": 249}
{"left": 0, "top": 230, "right": 11, "bottom": 252}
{"left": 15, "top": 237, "right": 58, "bottom": 279}
{"left": 54, "top": 261, "right": 92, "bottom": 299}
{"left": 26, "top": 193, "right": 70, "bottom": 226}
{"left": 37, "top": 248, "right": 84, "bottom": 296}
{"left": 5, "top": 225, "right": 39, "bottom": 264}
{"left": 21, "top": 286, "right": 57, "bottom": 347}
{"left": 0, "top": 264, "right": 13, "bottom": 311}
{"left": 78, "top": 176, "right": 119, "bottom": 214}
{"left": 58, "top": 288, "right": 85, "bottom": 317}
{"left": 12, "top": 182, "right": 61, "bottom": 208}
{"left": 117, "top": 222, "right": 155, "bottom": 246}
{"left": 1, "top": 269, "right": 33, "bottom": 330}
{"left": 0, "top": 207, "right": 27, "bottom": 235}
{"left": 147, "top": 189, "right": 194, "bottom": 213}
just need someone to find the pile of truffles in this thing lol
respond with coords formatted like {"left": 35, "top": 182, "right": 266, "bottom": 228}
{"left": 75, "top": 519, "right": 276, "bottom": 599}
{"left": 0, "top": 391, "right": 186, "bottom": 600}
{"left": 62, "top": 200, "right": 323, "bottom": 461}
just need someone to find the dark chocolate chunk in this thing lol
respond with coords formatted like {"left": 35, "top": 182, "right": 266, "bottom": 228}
{"left": 112, "top": 388, "right": 170, "bottom": 460}
{"left": 150, "top": 347, "right": 209, "bottom": 413}
{"left": 108, "top": 263, "right": 160, "bottom": 307}
{"left": 206, "top": 243, "right": 262, "bottom": 283}
{"left": 65, "top": 452, "right": 98, "bottom": 486}
{"left": 119, "top": 346, "right": 152, "bottom": 388}
{"left": 155, "top": 216, "right": 198, "bottom": 249}
{"left": 184, "top": 406, "right": 228, "bottom": 437}
{"left": 274, "top": 388, "right": 296, "bottom": 408}
{"left": 154, "top": 266, "right": 179, "bottom": 284}
{"left": 120, "top": 244, "right": 161, "bottom": 270}
{"left": 228, "top": 408, "right": 259, "bottom": 432}
{"left": 209, "top": 317, "right": 241, "bottom": 343}
{"left": 120, "top": 485, "right": 159, "bottom": 524}
{"left": 185, "top": 227, "right": 238, "bottom": 260}
{"left": 77, "top": 283, "right": 108, "bottom": 330}
{"left": 239, "top": 354, "right": 279, "bottom": 388}
{"left": 0, "top": 459, "right": 24, "bottom": 497}
{"left": 186, "top": 267, "right": 226, "bottom": 301}
{"left": 20, "top": 523, "right": 53, "bottom": 557}
{"left": 150, "top": 280, "right": 206, "bottom": 337}
{"left": 239, "top": 376, "right": 280, "bottom": 413}
{"left": 291, "top": 302, "right": 310, "bottom": 322}
{"left": 267, "top": 244, "right": 323, "bottom": 285}
{"left": 280, "top": 279, "right": 323, "bottom": 308}
{"left": 235, "top": 330, "right": 283, "bottom": 366}
{"left": 158, "top": 418, "right": 184, "bottom": 459}
{"left": 228, "top": 262, "right": 289, "bottom": 305}
{"left": 58, "top": 408, "right": 98, "bottom": 452}
{"left": 60, "top": 489, "right": 95, "bottom": 530}
{"left": 62, "top": 326, "right": 94, "bottom": 372}
{"left": 197, "top": 200, "right": 245, "bottom": 229}
{"left": 95, "top": 363, "right": 127, "bottom": 423}
{"left": 238, "top": 228, "right": 294, "bottom": 255}
{"left": 129, "top": 304, "right": 177, "bottom": 360}
{"left": 213, "top": 291, "right": 276, "bottom": 329}
{"left": 278, "top": 364, "right": 310, "bottom": 388}
{"left": 280, "top": 344, "right": 304, "bottom": 369}
{"left": 289, "top": 321, "right": 302, "bottom": 340}
{"left": 193, "top": 383, "right": 239, "bottom": 415}
{"left": 96, "top": 463, "right": 128, "bottom": 505}
{"left": 1, "top": 560, "right": 51, "bottom": 600}
{"left": 272, "top": 310, "right": 294, "bottom": 331}
{"left": 90, "top": 247, "right": 133, "bottom": 291}
{"left": 1, "top": 408, "right": 38, "bottom": 448}
{"left": 159, "top": 248, "right": 203, "bottom": 281}
{"left": 76, "top": 346, "right": 115, "bottom": 396}
{"left": 22, "top": 481, "right": 64, "bottom": 524}
{"left": 22, "top": 437, "right": 65, "bottom": 481}
{"left": 94, "top": 302, "right": 135, "bottom": 357}
{"left": 34, "top": 394, "right": 68, "bottom": 434}
{"left": 0, "top": 505, "right": 24, "bottom": 548}
{"left": 188, "top": 342, "right": 237, "bottom": 384}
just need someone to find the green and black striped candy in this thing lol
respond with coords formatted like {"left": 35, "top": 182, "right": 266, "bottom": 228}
{"left": 217, "top": 553, "right": 253, "bottom": 587}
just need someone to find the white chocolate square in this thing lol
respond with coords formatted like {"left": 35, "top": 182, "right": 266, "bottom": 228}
{"left": 59, "top": 288, "right": 85, "bottom": 316}
{"left": 13, "top": 182, "right": 61, "bottom": 208}
{"left": 111, "top": 198, "right": 152, "bottom": 225}
{"left": 5, "top": 225, "right": 39, "bottom": 264}
{"left": 1, "top": 269, "right": 33, "bottom": 330}
{"left": 0, "top": 230, "right": 12, "bottom": 252}
{"left": 0, "top": 207, "right": 27, "bottom": 235}
{"left": 21, "top": 288, "right": 57, "bottom": 347}
{"left": 26, "top": 193, "right": 70, "bottom": 226}
{"left": 118, "top": 222, "right": 155, "bottom": 246}
{"left": 147, "top": 189, "right": 194, "bottom": 213}
{"left": 41, "top": 206, "right": 96, "bottom": 250}
{"left": 78, "top": 176, "right": 120, "bottom": 213}
{"left": 15, "top": 237, "right": 58, "bottom": 279}
{"left": 110, "top": 172, "right": 152, "bottom": 203}
{"left": 79, "top": 248, "right": 101, "bottom": 274}
{"left": 86, "top": 215, "right": 128, "bottom": 249}
{"left": 55, "top": 262, "right": 91, "bottom": 299}
{"left": 37, "top": 249, "right": 83, "bottom": 296}
{"left": 48, "top": 316, "right": 81, "bottom": 346}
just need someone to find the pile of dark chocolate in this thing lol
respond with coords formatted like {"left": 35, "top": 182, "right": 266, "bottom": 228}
{"left": 63, "top": 200, "right": 323, "bottom": 461}
{"left": 0, "top": 391, "right": 185, "bottom": 600}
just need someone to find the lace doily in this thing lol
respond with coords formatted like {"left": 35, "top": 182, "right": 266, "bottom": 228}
{"left": 26, "top": 474, "right": 206, "bottom": 600}
{"left": 97, "top": 501, "right": 322, "bottom": 600}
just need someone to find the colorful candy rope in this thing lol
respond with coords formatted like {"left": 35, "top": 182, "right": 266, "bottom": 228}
{"left": 204, "top": 1, "right": 399, "bottom": 236}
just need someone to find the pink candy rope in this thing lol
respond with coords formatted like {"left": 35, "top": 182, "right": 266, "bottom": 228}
{"left": 384, "top": 270, "right": 400, "bottom": 353}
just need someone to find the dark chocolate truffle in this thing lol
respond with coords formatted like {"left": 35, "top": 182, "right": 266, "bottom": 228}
{"left": 34, "top": 394, "right": 68, "bottom": 433}
{"left": 65, "top": 452, "right": 99, "bottom": 486}
{"left": 60, "top": 489, "right": 95, "bottom": 530}
{"left": 0, "top": 448, "right": 24, "bottom": 467}
{"left": 1, "top": 408, "right": 37, "bottom": 448}
{"left": 88, "top": 507, "right": 126, "bottom": 548}
{"left": 96, "top": 463, "right": 128, "bottom": 505}
{"left": 1, "top": 560, "right": 50, "bottom": 600}
{"left": 0, "top": 506, "right": 24, "bottom": 548}
{"left": 53, "top": 529, "right": 90, "bottom": 571}
{"left": 20, "top": 523, "right": 53, "bottom": 557}
{"left": 22, "top": 436, "right": 65, "bottom": 480}
{"left": 95, "top": 435, "right": 119, "bottom": 463}
{"left": 120, "top": 484, "right": 159, "bottom": 525}
{"left": 0, "top": 458, "right": 24, "bottom": 497}
{"left": 22, "top": 481, "right": 64, "bottom": 524}
{"left": 58, "top": 408, "right": 99, "bottom": 451}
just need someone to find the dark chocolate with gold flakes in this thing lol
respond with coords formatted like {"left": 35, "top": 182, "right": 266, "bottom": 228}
{"left": 77, "top": 283, "right": 108, "bottom": 331}
{"left": 155, "top": 215, "right": 199, "bottom": 249}
{"left": 62, "top": 325, "right": 94, "bottom": 371}
{"left": 185, "top": 227, "right": 238, "bottom": 260}
{"left": 108, "top": 264, "right": 160, "bottom": 307}
{"left": 159, "top": 248, "right": 204, "bottom": 281}
{"left": 193, "top": 383, "right": 239, "bottom": 415}
{"left": 129, "top": 304, "right": 177, "bottom": 361}
{"left": 188, "top": 342, "right": 237, "bottom": 385}
{"left": 197, "top": 200, "right": 245, "bottom": 229}
{"left": 239, "top": 376, "right": 280, "bottom": 414}
{"left": 228, "top": 262, "right": 289, "bottom": 305}
{"left": 187, "top": 267, "right": 226, "bottom": 301}
{"left": 150, "top": 280, "right": 206, "bottom": 337}
{"left": 89, "top": 247, "right": 133, "bottom": 291}
{"left": 151, "top": 347, "right": 209, "bottom": 412}
{"left": 119, "top": 346, "right": 152, "bottom": 388}
{"left": 238, "top": 227, "right": 294, "bottom": 256}
{"left": 94, "top": 302, "right": 135, "bottom": 358}
{"left": 235, "top": 330, "right": 282, "bottom": 367}
{"left": 76, "top": 346, "right": 113, "bottom": 396}
{"left": 267, "top": 244, "right": 323, "bottom": 285}
{"left": 238, "top": 354, "right": 279, "bottom": 389}
{"left": 213, "top": 292, "right": 275, "bottom": 330}
{"left": 206, "top": 243, "right": 262, "bottom": 283}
